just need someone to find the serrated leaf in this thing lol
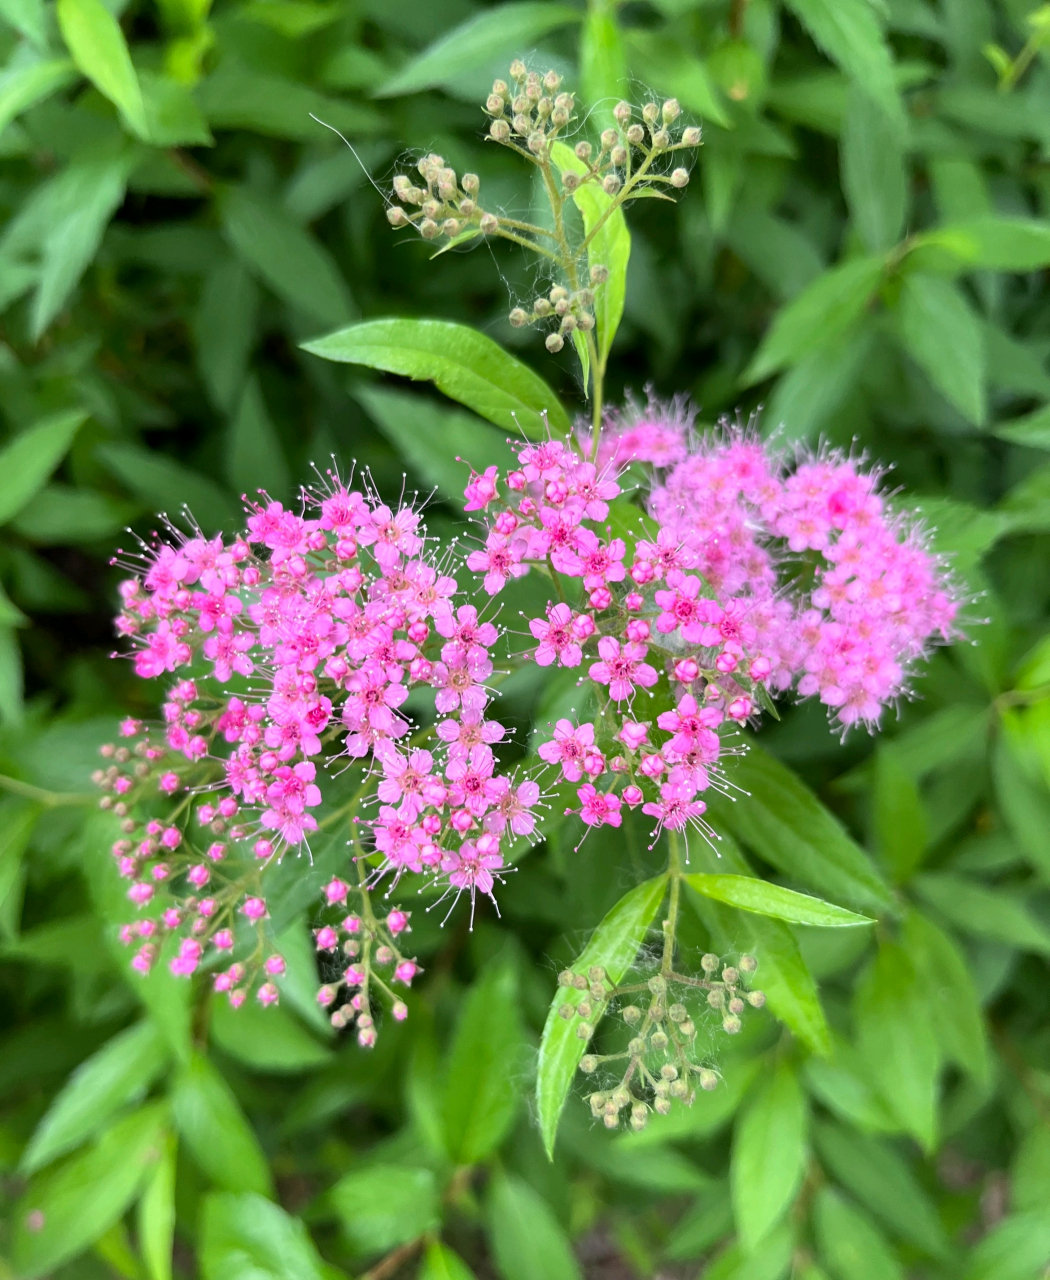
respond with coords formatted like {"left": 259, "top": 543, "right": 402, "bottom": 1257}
{"left": 56, "top": 0, "right": 147, "bottom": 136}
{"left": 199, "top": 1191, "right": 328, "bottom": 1280}
{"left": 443, "top": 955, "right": 525, "bottom": 1164}
{"left": 686, "top": 874, "right": 873, "bottom": 927}
{"left": 12, "top": 1103, "right": 169, "bottom": 1280}
{"left": 731, "top": 1059, "right": 808, "bottom": 1249}
{"left": 896, "top": 271, "right": 986, "bottom": 425}
{"left": 172, "top": 1053, "right": 273, "bottom": 1197}
{"left": 488, "top": 1170, "right": 582, "bottom": 1280}
{"left": 377, "top": 3, "right": 580, "bottom": 97}
{"left": 536, "top": 875, "right": 667, "bottom": 1157}
{"left": 706, "top": 746, "right": 893, "bottom": 916}
{"left": 0, "top": 409, "right": 86, "bottom": 525}
{"left": 784, "top": 0, "right": 903, "bottom": 126}
{"left": 20, "top": 1020, "right": 170, "bottom": 1174}
{"left": 303, "top": 318, "right": 570, "bottom": 439}
{"left": 742, "top": 256, "right": 885, "bottom": 385}
{"left": 221, "top": 186, "right": 353, "bottom": 327}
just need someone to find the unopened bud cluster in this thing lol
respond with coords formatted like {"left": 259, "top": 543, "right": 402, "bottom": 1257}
{"left": 559, "top": 953, "right": 764, "bottom": 1130}
{"left": 509, "top": 277, "right": 603, "bottom": 352}
{"left": 386, "top": 153, "right": 494, "bottom": 243}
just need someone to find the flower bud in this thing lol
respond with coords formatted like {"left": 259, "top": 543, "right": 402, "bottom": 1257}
{"left": 509, "top": 59, "right": 527, "bottom": 81}
{"left": 525, "top": 73, "right": 542, "bottom": 102}
{"left": 576, "top": 1021, "right": 593, "bottom": 1039}
{"left": 603, "top": 1110, "right": 619, "bottom": 1128}
{"left": 654, "top": 1079, "right": 670, "bottom": 1099}
{"left": 479, "top": 212, "right": 499, "bottom": 234}
{"left": 420, "top": 218, "right": 439, "bottom": 239}
{"left": 558, "top": 968, "right": 574, "bottom": 986}
{"left": 723, "top": 1014, "right": 742, "bottom": 1034}
{"left": 590, "top": 263, "right": 609, "bottom": 284}
{"left": 671, "top": 167, "right": 690, "bottom": 188}
{"left": 654, "top": 1096, "right": 672, "bottom": 1115}
{"left": 651, "top": 128, "right": 670, "bottom": 149}
{"left": 648, "top": 975, "right": 667, "bottom": 994}
{"left": 628, "top": 1036, "right": 645, "bottom": 1055}
{"left": 707, "top": 989, "right": 724, "bottom": 1009}
{"left": 739, "top": 954, "right": 757, "bottom": 973}
{"left": 486, "top": 93, "right": 505, "bottom": 115}
{"left": 441, "top": 218, "right": 462, "bottom": 236}
{"left": 562, "top": 171, "right": 580, "bottom": 193}
{"left": 577, "top": 999, "right": 592, "bottom": 1018}
{"left": 545, "top": 333, "right": 564, "bottom": 353}
{"left": 490, "top": 119, "right": 510, "bottom": 141}
{"left": 622, "top": 1004, "right": 641, "bottom": 1025}
{"left": 613, "top": 100, "right": 632, "bottom": 123}
{"left": 492, "top": 79, "right": 508, "bottom": 98}
{"left": 534, "top": 297, "right": 552, "bottom": 317}
{"left": 626, "top": 123, "right": 645, "bottom": 145}
{"left": 536, "top": 97, "right": 552, "bottom": 119}
{"left": 580, "top": 1054, "right": 598, "bottom": 1073}
{"left": 544, "top": 69, "right": 562, "bottom": 91}
{"left": 680, "top": 1018, "right": 695, "bottom": 1037}
{"left": 642, "top": 102, "right": 660, "bottom": 125}
{"left": 747, "top": 990, "right": 766, "bottom": 1008}
{"left": 630, "top": 1105, "right": 648, "bottom": 1131}
{"left": 559, "top": 1002, "right": 575, "bottom": 1019}
{"left": 576, "top": 312, "right": 595, "bottom": 330}
{"left": 662, "top": 97, "right": 681, "bottom": 123}
{"left": 575, "top": 140, "right": 592, "bottom": 160}
{"left": 509, "top": 307, "right": 529, "bottom": 327}
{"left": 729, "top": 997, "right": 745, "bottom": 1014}
{"left": 682, "top": 125, "right": 702, "bottom": 146}
{"left": 722, "top": 966, "right": 739, "bottom": 985}
{"left": 668, "top": 1002, "right": 687, "bottom": 1022}
{"left": 512, "top": 93, "right": 529, "bottom": 114}
{"left": 660, "top": 1063, "right": 678, "bottom": 1081}
{"left": 701, "top": 953, "right": 720, "bottom": 973}
{"left": 600, "top": 127, "right": 618, "bottom": 149}
{"left": 513, "top": 113, "right": 531, "bottom": 135}
{"left": 560, "top": 314, "right": 577, "bottom": 333}
{"left": 611, "top": 145, "right": 627, "bottom": 167}
{"left": 651, "top": 1029, "right": 669, "bottom": 1050}
{"left": 386, "top": 206, "right": 408, "bottom": 227}
{"left": 573, "top": 973, "right": 589, "bottom": 990}
{"left": 551, "top": 107, "right": 570, "bottom": 127}
{"left": 698, "top": 1068, "right": 718, "bottom": 1091}
{"left": 602, "top": 174, "right": 621, "bottom": 195}
{"left": 527, "top": 131, "right": 546, "bottom": 154}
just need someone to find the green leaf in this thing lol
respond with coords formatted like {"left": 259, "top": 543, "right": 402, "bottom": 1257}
{"left": 625, "top": 33, "right": 730, "bottom": 128}
{"left": 814, "top": 1120, "right": 950, "bottom": 1257}
{"left": 686, "top": 874, "right": 873, "bottom": 928}
{"left": 702, "top": 1221, "right": 795, "bottom": 1280}
{"left": 910, "top": 496, "right": 1014, "bottom": 574}
{"left": 841, "top": 87, "right": 905, "bottom": 252}
{"left": 355, "top": 383, "right": 517, "bottom": 504}
{"left": 965, "top": 1210, "right": 1050, "bottom": 1280}
{"left": 873, "top": 748, "right": 927, "bottom": 883}
{"left": 902, "top": 910, "right": 988, "bottom": 1084}
{"left": 487, "top": 1169, "right": 582, "bottom": 1280}
{"left": 984, "top": 323, "right": 1050, "bottom": 400}
{"left": 20, "top": 1020, "right": 170, "bottom": 1174}
{"left": 550, "top": 142, "right": 630, "bottom": 367}
{"left": 912, "top": 871, "right": 1050, "bottom": 954}
{"left": 56, "top": 0, "right": 147, "bottom": 136}
{"left": 744, "top": 914, "right": 832, "bottom": 1056}
{"left": 195, "top": 258, "right": 259, "bottom": 414}
{"left": 0, "top": 57, "right": 78, "bottom": 136}
{"left": 896, "top": 272, "right": 986, "bottom": 425}
{"left": 302, "top": 318, "right": 571, "bottom": 439}
{"left": 1012, "top": 1124, "right": 1050, "bottom": 1214}
{"left": 784, "top": 0, "right": 903, "bottom": 127}
{"left": 726, "top": 207, "right": 824, "bottom": 301}
{"left": 814, "top": 1187, "right": 903, "bottom": 1280}
{"left": 993, "top": 735, "right": 1050, "bottom": 876}
{"left": 706, "top": 746, "right": 894, "bottom": 916}
{"left": 171, "top": 1053, "right": 273, "bottom": 1197}
{"left": 854, "top": 942, "right": 940, "bottom": 1151}
{"left": 443, "top": 954, "right": 525, "bottom": 1164}
{"left": 138, "top": 1133, "right": 176, "bottom": 1280}
{"left": 536, "top": 875, "right": 667, "bottom": 1158}
{"left": 420, "top": 1240, "right": 477, "bottom": 1280}
{"left": 804, "top": 1045, "right": 899, "bottom": 1135}
{"left": 221, "top": 186, "right": 353, "bottom": 327}
{"left": 731, "top": 1058, "right": 808, "bottom": 1249}
{"left": 917, "top": 216, "right": 1050, "bottom": 273}
{"left": 328, "top": 1164, "right": 439, "bottom": 1255}
{"left": 742, "top": 256, "right": 885, "bottom": 385}
{"left": 227, "top": 375, "right": 291, "bottom": 501}
{"left": 766, "top": 326, "right": 872, "bottom": 443}
{"left": 211, "top": 996, "right": 331, "bottom": 1073}
{"left": 580, "top": 0, "right": 628, "bottom": 131}
{"left": 0, "top": 409, "right": 86, "bottom": 525}
{"left": 0, "top": 0, "right": 47, "bottom": 48}
{"left": 663, "top": 1181, "right": 734, "bottom": 1260}
{"left": 12, "top": 484, "right": 137, "bottom": 545}
{"left": 377, "top": 3, "right": 580, "bottom": 96}
{"left": 199, "top": 1191, "right": 328, "bottom": 1280}
{"left": 139, "top": 69, "right": 213, "bottom": 147}
{"left": 96, "top": 442, "right": 238, "bottom": 533}
{"left": 32, "top": 152, "right": 131, "bottom": 340}
{"left": 12, "top": 1103, "right": 169, "bottom": 1280}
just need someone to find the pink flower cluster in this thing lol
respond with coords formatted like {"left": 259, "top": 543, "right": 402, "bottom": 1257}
{"left": 461, "top": 410, "right": 960, "bottom": 843}
{"left": 102, "top": 479, "right": 540, "bottom": 1034}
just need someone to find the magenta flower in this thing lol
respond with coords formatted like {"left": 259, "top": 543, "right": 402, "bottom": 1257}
{"left": 538, "top": 719, "right": 596, "bottom": 782}
{"left": 529, "top": 603, "right": 583, "bottom": 667}
{"left": 588, "top": 637, "right": 658, "bottom": 702}
{"left": 577, "top": 784, "right": 622, "bottom": 828}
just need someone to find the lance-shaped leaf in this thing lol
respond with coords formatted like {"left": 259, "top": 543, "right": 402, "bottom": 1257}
{"left": 302, "top": 318, "right": 570, "bottom": 439}
{"left": 0, "top": 57, "right": 77, "bottom": 137}
{"left": 686, "top": 874, "right": 873, "bottom": 928}
{"left": 536, "top": 874, "right": 667, "bottom": 1157}
{"left": 731, "top": 1058, "right": 808, "bottom": 1249}
{"left": 56, "top": 0, "right": 147, "bottom": 137}
{"left": 0, "top": 409, "right": 86, "bottom": 525}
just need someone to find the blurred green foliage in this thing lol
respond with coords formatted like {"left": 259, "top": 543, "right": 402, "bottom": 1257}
{"left": 2, "top": 0, "right": 1050, "bottom": 1278}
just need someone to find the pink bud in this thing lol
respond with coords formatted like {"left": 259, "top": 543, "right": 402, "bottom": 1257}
{"left": 622, "top": 784, "right": 644, "bottom": 807}
{"left": 243, "top": 897, "right": 267, "bottom": 922}
{"left": 357, "top": 1026, "right": 377, "bottom": 1048}
{"left": 264, "top": 954, "right": 286, "bottom": 976}
{"left": 206, "top": 842, "right": 226, "bottom": 861}
{"left": 386, "top": 909, "right": 410, "bottom": 935}
{"left": 727, "top": 697, "right": 753, "bottom": 722}
{"left": 588, "top": 586, "right": 613, "bottom": 610}
{"left": 187, "top": 864, "right": 209, "bottom": 888}
{"left": 392, "top": 1000, "right": 409, "bottom": 1021}
{"left": 119, "top": 924, "right": 134, "bottom": 945}
{"left": 343, "top": 915, "right": 362, "bottom": 934}
{"left": 158, "top": 772, "right": 179, "bottom": 793}
{"left": 624, "top": 591, "right": 644, "bottom": 611}
{"left": 162, "top": 908, "right": 181, "bottom": 929}
{"left": 315, "top": 926, "right": 339, "bottom": 951}
{"left": 494, "top": 511, "right": 518, "bottom": 535}
{"left": 406, "top": 621, "right": 429, "bottom": 643}
{"left": 198, "top": 898, "right": 216, "bottom": 917}
{"left": 325, "top": 878, "right": 349, "bottom": 905}
{"left": 571, "top": 613, "right": 596, "bottom": 640}
{"left": 344, "top": 965, "right": 365, "bottom": 987}
{"left": 228, "top": 989, "right": 246, "bottom": 1008}
{"left": 673, "top": 658, "right": 699, "bottom": 683}
{"left": 715, "top": 650, "right": 738, "bottom": 674}
{"left": 218, "top": 797, "right": 238, "bottom": 818}
{"left": 395, "top": 960, "right": 418, "bottom": 984}
{"left": 507, "top": 470, "right": 526, "bottom": 490}
{"left": 625, "top": 618, "right": 651, "bottom": 642}
{"left": 160, "top": 826, "right": 182, "bottom": 849}
{"left": 317, "top": 984, "right": 337, "bottom": 1006}
{"left": 630, "top": 559, "right": 656, "bottom": 585}
{"left": 151, "top": 863, "right": 170, "bottom": 882}
{"left": 639, "top": 753, "right": 665, "bottom": 779}
{"left": 257, "top": 983, "right": 279, "bottom": 1006}
{"left": 128, "top": 882, "right": 154, "bottom": 906}
{"left": 610, "top": 756, "right": 628, "bottom": 773}
{"left": 449, "top": 808, "right": 474, "bottom": 833}
{"left": 119, "top": 718, "right": 141, "bottom": 738}
{"left": 213, "top": 929, "right": 234, "bottom": 950}
{"left": 253, "top": 839, "right": 274, "bottom": 861}
{"left": 618, "top": 720, "right": 649, "bottom": 750}
{"left": 118, "top": 856, "right": 137, "bottom": 877}
{"left": 749, "top": 656, "right": 772, "bottom": 680}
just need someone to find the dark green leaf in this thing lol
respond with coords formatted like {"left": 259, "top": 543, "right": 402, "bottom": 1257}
{"left": 20, "top": 1019, "right": 170, "bottom": 1173}
{"left": 0, "top": 409, "right": 86, "bottom": 525}
{"left": 706, "top": 746, "right": 893, "bottom": 916}
{"left": 913, "top": 872, "right": 1050, "bottom": 954}
{"left": 487, "top": 1169, "right": 582, "bottom": 1280}
{"left": 686, "top": 873, "right": 873, "bottom": 928}
{"left": 12, "top": 1103, "right": 169, "bottom": 1279}
{"left": 195, "top": 258, "right": 259, "bottom": 414}
{"left": 329, "top": 1164, "right": 439, "bottom": 1255}
{"left": 221, "top": 186, "right": 353, "bottom": 327}
{"left": 196, "top": 60, "right": 383, "bottom": 140}
{"left": 172, "top": 1053, "right": 273, "bottom": 1197}
{"left": 211, "top": 996, "right": 331, "bottom": 1073}
{"left": 377, "top": 3, "right": 580, "bottom": 97}
{"left": 536, "top": 875, "right": 666, "bottom": 1158}
{"left": 742, "top": 914, "right": 833, "bottom": 1056}
{"left": 420, "top": 1241, "right": 477, "bottom": 1280}
{"left": 854, "top": 943, "right": 940, "bottom": 1151}
{"left": 726, "top": 208, "right": 824, "bottom": 301}
{"left": 96, "top": 442, "right": 238, "bottom": 533}
{"left": 918, "top": 217, "right": 1050, "bottom": 272}
{"left": 56, "top": 0, "right": 147, "bottom": 136}
{"left": 841, "top": 87, "right": 905, "bottom": 252}
{"left": 993, "top": 735, "right": 1050, "bottom": 876}
{"left": 663, "top": 1181, "right": 733, "bottom": 1261}
{"left": 814, "top": 1120, "right": 950, "bottom": 1257}
{"left": 1012, "top": 1124, "right": 1050, "bottom": 1214}
{"left": 873, "top": 748, "right": 927, "bottom": 883}
{"left": 303, "top": 318, "right": 571, "bottom": 438}
{"left": 742, "top": 257, "right": 885, "bottom": 385}
{"left": 580, "top": 1, "right": 628, "bottom": 131}
{"left": 731, "top": 1059, "right": 808, "bottom": 1249}
{"left": 199, "top": 1191, "right": 328, "bottom": 1280}
{"left": 0, "top": 57, "right": 77, "bottom": 136}
{"left": 227, "top": 375, "right": 291, "bottom": 501}
{"left": 804, "top": 1045, "right": 899, "bottom": 1134}
{"left": 355, "top": 383, "right": 517, "bottom": 503}
{"left": 12, "top": 484, "right": 137, "bottom": 545}
{"left": 626, "top": 34, "right": 729, "bottom": 128}
{"left": 896, "top": 272, "right": 986, "bottom": 425}
{"left": 443, "top": 955, "right": 525, "bottom": 1164}
{"left": 784, "top": 0, "right": 903, "bottom": 126}
{"left": 140, "top": 70, "right": 213, "bottom": 147}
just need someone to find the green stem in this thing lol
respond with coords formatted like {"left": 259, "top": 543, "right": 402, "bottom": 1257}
{"left": 662, "top": 834, "right": 683, "bottom": 977}
{"left": 0, "top": 774, "right": 94, "bottom": 807}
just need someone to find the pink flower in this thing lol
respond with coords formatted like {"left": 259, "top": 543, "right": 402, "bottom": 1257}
{"left": 642, "top": 781, "right": 707, "bottom": 834}
{"left": 466, "top": 531, "right": 527, "bottom": 595}
{"left": 538, "top": 719, "right": 596, "bottom": 782}
{"left": 483, "top": 777, "right": 541, "bottom": 836}
{"left": 588, "top": 637, "right": 658, "bottom": 702}
{"left": 529, "top": 603, "right": 583, "bottom": 667}
{"left": 577, "top": 784, "right": 622, "bottom": 828}
{"left": 464, "top": 465, "right": 499, "bottom": 511}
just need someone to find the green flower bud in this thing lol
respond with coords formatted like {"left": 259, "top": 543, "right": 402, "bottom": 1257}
{"left": 654, "top": 1079, "right": 670, "bottom": 1098}
{"left": 386, "top": 207, "right": 408, "bottom": 227}
{"left": 573, "top": 973, "right": 589, "bottom": 990}
{"left": 679, "top": 1019, "right": 695, "bottom": 1037}
{"left": 630, "top": 1105, "right": 648, "bottom": 1131}
{"left": 544, "top": 69, "right": 562, "bottom": 92}
{"left": 575, "top": 140, "right": 593, "bottom": 161}
{"left": 492, "top": 79, "right": 509, "bottom": 97}
{"left": 660, "top": 1063, "right": 678, "bottom": 1081}
{"left": 628, "top": 1036, "right": 645, "bottom": 1056}
{"left": 707, "top": 989, "right": 724, "bottom": 1009}
{"left": 551, "top": 107, "right": 570, "bottom": 128}
{"left": 670, "top": 1078, "right": 689, "bottom": 1099}
{"left": 622, "top": 1004, "right": 641, "bottom": 1025}
{"left": 722, "top": 966, "right": 739, "bottom": 985}
{"left": 651, "top": 1029, "right": 669, "bottom": 1050}
{"left": 590, "top": 263, "right": 610, "bottom": 284}
{"left": 613, "top": 100, "right": 632, "bottom": 123}
{"left": 603, "top": 1110, "right": 619, "bottom": 1128}
{"left": 654, "top": 1096, "right": 672, "bottom": 1115}
{"left": 486, "top": 93, "right": 504, "bottom": 115}
{"left": 512, "top": 94, "right": 530, "bottom": 114}
{"left": 509, "top": 60, "right": 527, "bottom": 81}
{"left": 577, "top": 999, "right": 592, "bottom": 1019}
{"left": 534, "top": 297, "right": 552, "bottom": 317}
{"left": 612, "top": 1086, "right": 631, "bottom": 1109}
{"left": 490, "top": 119, "right": 510, "bottom": 142}
{"left": 723, "top": 1014, "right": 742, "bottom": 1034}
{"left": 479, "top": 212, "right": 499, "bottom": 234}
{"left": 558, "top": 969, "right": 574, "bottom": 986}
{"left": 458, "top": 198, "right": 476, "bottom": 217}
{"left": 642, "top": 102, "right": 660, "bottom": 125}
{"left": 611, "top": 146, "right": 627, "bottom": 167}
{"left": 588, "top": 1091, "right": 606, "bottom": 1115}
{"left": 600, "top": 128, "right": 618, "bottom": 149}
{"left": 559, "top": 1002, "right": 575, "bottom": 1020}
{"left": 441, "top": 218, "right": 462, "bottom": 236}
{"left": 561, "top": 171, "right": 580, "bottom": 194}
{"left": 662, "top": 97, "right": 681, "bottom": 123}
{"left": 527, "top": 131, "right": 546, "bottom": 155}
{"left": 576, "top": 1021, "right": 593, "bottom": 1039}
{"left": 512, "top": 113, "right": 531, "bottom": 136}
{"left": 419, "top": 219, "right": 439, "bottom": 240}
{"left": 668, "top": 1002, "right": 687, "bottom": 1023}
{"left": 626, "top": 124, "right": 645, "bottom": 145}
{"left": 648, "top": 975, "right": 667, "bottom": 994}
{"left": 728, "top": 997, "right": 744, "bottom": 1014}
{"left": 462, "top": 173, "right": 480, "bottom": 194}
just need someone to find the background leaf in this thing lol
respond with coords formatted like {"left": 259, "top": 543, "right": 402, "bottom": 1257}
{"left": 731, "top": 1058, "right": 808, "bottom": 1249}
{"left": 488, "top": 1169, "right": 582, "bottom": 1280}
